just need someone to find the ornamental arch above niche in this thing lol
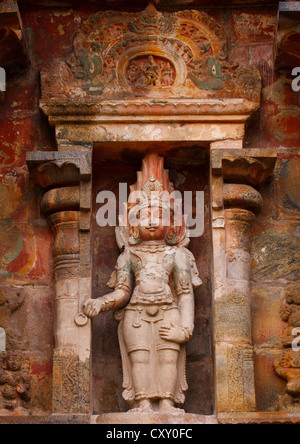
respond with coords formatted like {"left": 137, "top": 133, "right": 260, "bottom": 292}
{"left": 40, "top": 3, "right": 261, "bottom": 104}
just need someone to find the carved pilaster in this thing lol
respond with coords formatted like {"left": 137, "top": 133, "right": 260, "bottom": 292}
{"left": 26, "top": 151, "right": 92, "bottom": 415}
{"left": 211, "top": 148, "right": 277, "bottom": 414}
{"left": 48, "top": 211, "right": 80, "bottom": 280}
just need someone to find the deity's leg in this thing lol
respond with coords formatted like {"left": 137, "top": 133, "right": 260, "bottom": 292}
{"left": 130, "top": 351, "right": 150, "bottom": 397}
{"left": 123, "top": 311, "right": 155, "bottom": 411}
{"left": 158, "top": 349, "right": 182, "bottom": 413}
{"left": 128, "top": 350, "right": 154, "bottom": 412}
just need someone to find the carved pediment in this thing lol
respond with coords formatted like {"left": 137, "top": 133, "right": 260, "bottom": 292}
{"left": 40, "top": 4, "right": 261, "bottom": 105}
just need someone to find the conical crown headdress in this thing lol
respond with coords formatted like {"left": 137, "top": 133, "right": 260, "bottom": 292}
{"left": 117, "top": 154, "right": 188, "bottom": 249}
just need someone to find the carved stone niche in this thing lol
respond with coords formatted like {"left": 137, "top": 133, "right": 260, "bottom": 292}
{"left": 25, "top": 4, "right": 280, "bottom": 424}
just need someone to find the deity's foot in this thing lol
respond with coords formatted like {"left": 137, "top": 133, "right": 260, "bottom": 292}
{"left": 129, "top": 400, "right": 154, "bottom": 413}
{"left": 159, "top": 400, "right": 185, "bottom": 414}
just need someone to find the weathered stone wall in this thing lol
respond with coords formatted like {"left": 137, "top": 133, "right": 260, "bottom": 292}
{"left": 251, "top": 149, "right": 300, "bottom": 411}
{"left": 0, "top": 1, "right": 299, "bottom": 415}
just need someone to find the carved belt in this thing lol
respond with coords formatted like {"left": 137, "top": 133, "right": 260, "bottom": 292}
{"left": 130, "top": 286, "right": 174, "bottom": 305}
{"left": 126, "top": 305, "right": 178, "bottom": 328}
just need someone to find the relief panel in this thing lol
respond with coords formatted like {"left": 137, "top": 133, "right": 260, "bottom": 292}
{"left": 40, "top": 4, "right": 261, "bottom": 103}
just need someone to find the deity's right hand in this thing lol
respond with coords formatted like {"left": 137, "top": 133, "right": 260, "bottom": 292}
{"left": 83, "top": 299, "right": 103, "bottom": 318}
{"left": 84, "top": 290, "right": 129, "bottom": 318}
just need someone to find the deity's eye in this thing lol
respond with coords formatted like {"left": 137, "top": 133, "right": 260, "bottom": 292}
{"left": 151, "top": 209, "right": 159, "bottom": 218}
{"left": 151, "top": 208, "right": 163, "bottom": 218}
{"left": 139, "top": 212, "right": 149, "bottom": 221}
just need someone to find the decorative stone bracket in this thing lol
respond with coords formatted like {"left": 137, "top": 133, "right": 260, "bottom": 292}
{"left": 26, "top": 150, "right": 92, "bottom": 415}
{"left": 210, "top": 148, "right": 277, "bottom": 415}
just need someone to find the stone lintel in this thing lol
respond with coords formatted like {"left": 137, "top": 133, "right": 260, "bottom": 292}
{"left": 39, "top": 98, "right": 258, "bottom": 147}
{"left": 52, "top": 122, "right": 246, "bottom": 145}
{"left": 40, "top": 98, "right": 259, "bottom": 120}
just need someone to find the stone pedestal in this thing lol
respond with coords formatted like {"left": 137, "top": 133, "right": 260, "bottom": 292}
{"left": 94, "top": 413, "right": 218, "bottom": 425}
{"left": 0, "top": 412, "right": 300, "bottom": 424}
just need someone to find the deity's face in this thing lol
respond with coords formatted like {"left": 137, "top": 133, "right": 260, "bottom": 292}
{"left": 138, "top": 206, "right": 168, "bottom": 242}
{"left": 6, "top": 353, "right": 22, "bottom": 372}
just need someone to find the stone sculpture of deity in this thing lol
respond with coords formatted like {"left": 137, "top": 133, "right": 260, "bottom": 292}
{"left": 0, "top": 351, "right": 31, "bottom": 413}
{"left": 84, "top": 154, "right": 202, "bottom": 413}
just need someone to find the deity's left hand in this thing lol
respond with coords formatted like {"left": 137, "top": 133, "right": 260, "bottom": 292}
{"left": 159, "top": 322, "right": 187, "bottom": 344}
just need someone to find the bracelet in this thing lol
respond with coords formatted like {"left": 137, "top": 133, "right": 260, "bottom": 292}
{"left": 102, "top": 296, "right": 117, "bottom": 311}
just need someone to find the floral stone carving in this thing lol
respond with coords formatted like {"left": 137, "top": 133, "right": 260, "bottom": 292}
{"left": 41, "top": 4, "right": 261, "bottom": 103}
{"left": 84, "top": 154, "right": 202, "bottom": 413}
